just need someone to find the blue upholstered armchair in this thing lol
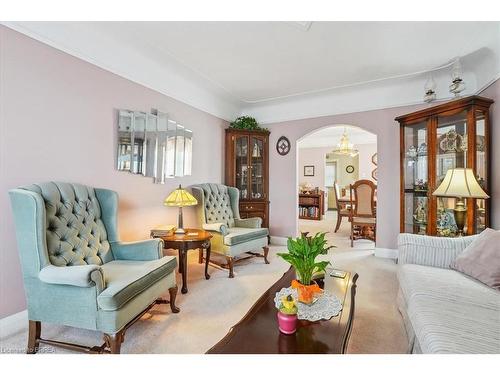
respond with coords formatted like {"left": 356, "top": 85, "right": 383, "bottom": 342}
{"left": 9, "top": 182, "right": 179, "bottom": 354}
{"left": 191, "top": 183, "right": 269, "bottom": 278}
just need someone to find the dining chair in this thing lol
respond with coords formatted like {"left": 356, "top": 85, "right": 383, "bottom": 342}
{"left": 333, "top": 182, "right": 352, "bottom": 232}
{"left": 349, "top": 180, "right": 377, "bottom": 247}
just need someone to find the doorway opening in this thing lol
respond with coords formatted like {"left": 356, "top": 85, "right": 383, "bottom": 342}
{"left": 297, "top": 125, "right": 378, "bottom": 249}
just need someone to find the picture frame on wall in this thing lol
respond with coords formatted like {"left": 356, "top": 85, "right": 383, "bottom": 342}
{"left": 304, "top": 165, "right": 315, "bottom": 176}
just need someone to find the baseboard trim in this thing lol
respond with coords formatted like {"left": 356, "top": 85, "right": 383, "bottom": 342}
{"left": 270, "top": 236, "right": 288, "bottom": 246}
{"left": 374, "top": 247, "right": 398, "bottom": 259}
{"left": 0, "top": 309, "right": 27, "bottom": 339}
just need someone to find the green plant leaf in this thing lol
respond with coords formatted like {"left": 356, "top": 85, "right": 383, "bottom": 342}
{"left": 277, "top": 232, "right": 334, "bottom": 285}
{"left": 229, "top": 116, "right": 269, "bottom": 132}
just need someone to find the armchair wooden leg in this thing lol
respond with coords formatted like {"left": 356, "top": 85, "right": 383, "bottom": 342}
{"left": 27, "top": 320, "right": 41, "bottom": 354}
{"left": 263, "top": 246, "right": 270, "bottom": 264}
{"left": 168, "top": 286, "right": 180, "bottom": 313}
{"left": 226, "top": 256, "right": 234, "bottom": 278}
{"left": 104, "top": 331, "right": 123, "bottom": 354}
{"left": 335, "top": 213, "right": 342, "bottom": 232}
{"left": 198, "top": 249, "right": 203, "bottom": 264}
{"left": 350, "top": 223, "right": 354, "bottom": 247}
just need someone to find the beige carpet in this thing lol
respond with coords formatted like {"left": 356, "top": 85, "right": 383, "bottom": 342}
{"left": 1, "top": 211, "right": 407, "bottom": 354}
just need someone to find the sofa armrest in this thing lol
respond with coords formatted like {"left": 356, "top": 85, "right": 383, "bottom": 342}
{"left": 234, "top": 217, "right": 262, "bottom": 229}
{"left": 398, "top": 233, "right": 477, "bottom": 268}
{"left": 202, "top": 223, "right": 228, "bottom": 235}
{"left": 110, "top": 239, "right": 163, "bottom": 261}
{"left": 39, "top": 265, "right": 105, "bottom": 292}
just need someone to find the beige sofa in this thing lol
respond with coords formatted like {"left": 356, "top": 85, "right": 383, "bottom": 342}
{"left": 397, "top": 233, "right": 500, "bottom": 354}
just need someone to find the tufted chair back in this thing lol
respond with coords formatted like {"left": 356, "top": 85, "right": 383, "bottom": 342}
{"left": 19, "top": 182, "right": 114, "bottom": 267}
{"left": 192, "top": 183, "right": 237, "bottom": 227}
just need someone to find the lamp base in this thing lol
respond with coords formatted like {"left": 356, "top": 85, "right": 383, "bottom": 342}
{"left": 175, "top": 207, "right": 185, "bottom": 235}
{"left": 453, "top": 197, "right": 467, "bottom": 236}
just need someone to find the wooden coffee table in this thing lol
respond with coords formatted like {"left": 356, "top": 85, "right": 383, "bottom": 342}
{"left": 151, "top": 228, "right": 212, "bottom": 294}
{"left": 206, "top": 267, "right": 358, "bottom": 354}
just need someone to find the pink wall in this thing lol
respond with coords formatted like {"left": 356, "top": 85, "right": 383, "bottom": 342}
{"left": 480, "top": 80, "right": 500, "bottom": 226}
{"left": 0, "top": 26, "right": 228, "bottom": 318}
{"left": 298, "top": 147, "right": 330, "bottom": 189}
{"left": 266, "top": 80, "right": 500, "bottom": 249}
{"left": 357, "top": 143, "right": 378, "bottom": 181}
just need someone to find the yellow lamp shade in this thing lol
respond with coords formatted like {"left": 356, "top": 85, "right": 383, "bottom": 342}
{"left": 164, "top": 185, "right": 198, "bottom": 207}
{"left": 433, "top": 168, "right": 489, "bottom": 199}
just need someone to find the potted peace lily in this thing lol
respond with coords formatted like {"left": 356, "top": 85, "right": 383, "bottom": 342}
{"left": 277, "top": 232, "right": 333, "bottom": 305}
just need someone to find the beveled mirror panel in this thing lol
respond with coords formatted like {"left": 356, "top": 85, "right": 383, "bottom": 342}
{"left": 117, "top": 110, "right": 133, "bottom": 172}
{"left": 144, "top": 113, "right": 158, "bottom": 178}
{"left": 116, "top": 109, "right": 193, "bottom": 183}
{"left": 175, "top": 124, "right": 185, "bottom": 177}
{"left": 131, "top": 111, "right": 146, "bottom": 175}
{"left": 166, "top": 119, "right": 177, "bottom": 178}
{"left": 155, "top": 111, "right": 169, "bottom": 184}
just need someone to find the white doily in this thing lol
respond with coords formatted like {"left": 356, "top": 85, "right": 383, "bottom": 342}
{"left": 274, "top": 287, "right": 343, "bottom": 321}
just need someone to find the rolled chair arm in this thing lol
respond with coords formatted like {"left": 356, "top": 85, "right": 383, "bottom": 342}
{"left": 234, "top": 217, "right": 262, "bottom": 228}
{"left": 398, "top": 233, "right": 477, "bottom": 268}
{"left": 202, "top": 222, "right": 228, "bottom": 235}
{"left": 110, "top": 239, "right": 163, "bottom": 261}
{"left": 39, "top": 265, "right": 105, "bottom": 292}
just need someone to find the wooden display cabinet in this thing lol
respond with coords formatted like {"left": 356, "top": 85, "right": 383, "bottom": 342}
{"left": 396, "top": 95, "right": 493, "bottom": 237}
{"left": 225, "top": 128, "right": 270, "bottom": 229}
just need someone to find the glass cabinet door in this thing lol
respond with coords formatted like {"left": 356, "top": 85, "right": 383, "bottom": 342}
{"left": 435, "top": 111, "right": 467, "bottom": 236}
{"left": 235, "top": 135, "right": 249, "bottom": 199}
{"left": 475, "top": 110, "right": 488, "bottom": 232}
{"left": 403, "top": 122, "right": 428, "bottom": 234}
{"left": 250, "top": 136, "right": 265, "bottom": 199}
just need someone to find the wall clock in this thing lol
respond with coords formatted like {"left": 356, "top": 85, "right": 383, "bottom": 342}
{"left": 346, "top": 165, "right": 355, "bottom": 174}
{"left": 276, "top": 136, "right": 291, "bottom": 156}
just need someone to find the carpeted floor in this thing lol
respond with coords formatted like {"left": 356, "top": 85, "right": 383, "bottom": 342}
{"left": 0, "top": 211, "right": 408, "bottom": 354}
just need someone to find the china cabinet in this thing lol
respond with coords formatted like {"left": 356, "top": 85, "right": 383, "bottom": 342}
{"left": 396, "top": 96, "right": 493, "bottom": 237}
{"left": 225, "top": 128, "right": 270, "bottom": 228}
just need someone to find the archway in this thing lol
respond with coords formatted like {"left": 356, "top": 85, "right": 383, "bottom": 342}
{"left": 296, "top": 124, "right": 378, "bottom": 249}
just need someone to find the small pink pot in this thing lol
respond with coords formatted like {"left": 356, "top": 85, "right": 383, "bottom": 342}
{"left": 277, "top": 311, "right": 298, "bottom": 335}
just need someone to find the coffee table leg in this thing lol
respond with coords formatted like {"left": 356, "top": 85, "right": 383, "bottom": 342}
{"left": 181, "top": 246, "right": 188, "bottom": 294}
{"left": 205, "top": 243, "right": 211, "bottom": 280}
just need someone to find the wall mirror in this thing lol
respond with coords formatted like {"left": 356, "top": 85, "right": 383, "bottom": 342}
{"left": 116, "top": 109, "right": 193, "bottom": 183}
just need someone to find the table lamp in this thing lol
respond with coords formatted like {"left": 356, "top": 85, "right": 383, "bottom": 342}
{"left": 433, "top": 168, "right": 489, "bottom": 236}
{"left": 164, "top": 185, "right": 198, "bottom": 234}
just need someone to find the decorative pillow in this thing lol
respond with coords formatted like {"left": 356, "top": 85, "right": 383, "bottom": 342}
{"left": 450, "top": 228, "right": 500, "bottom": 290}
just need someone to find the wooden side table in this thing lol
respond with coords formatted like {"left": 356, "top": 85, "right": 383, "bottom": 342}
{"left": 151, "top": 228, "right": 212, "bottom": 294}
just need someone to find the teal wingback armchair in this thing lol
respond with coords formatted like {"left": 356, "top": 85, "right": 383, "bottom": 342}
{"left": 191, "top": 183, "right": 269, "bottom": 278}
{"left": 9, "top": 182, "right": 179, "bottom": 354}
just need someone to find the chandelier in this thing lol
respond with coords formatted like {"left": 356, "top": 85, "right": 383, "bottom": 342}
{"left": 333, "top": 128, "right": 358, "bottom": 156}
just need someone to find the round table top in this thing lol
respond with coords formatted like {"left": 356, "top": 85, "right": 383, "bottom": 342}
{"left": 158, "top": 228, "right": 212, "bottom": 242}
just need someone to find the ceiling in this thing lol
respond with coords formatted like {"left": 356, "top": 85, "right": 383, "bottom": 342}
{"left": 298, "top": 125, "right": 377, "bottom": 149}
{"left": 3, "top": 21, "right": 500, "bottom": 122}
{"left": 98, "top": 21, "right": 499, "bottom": 102}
